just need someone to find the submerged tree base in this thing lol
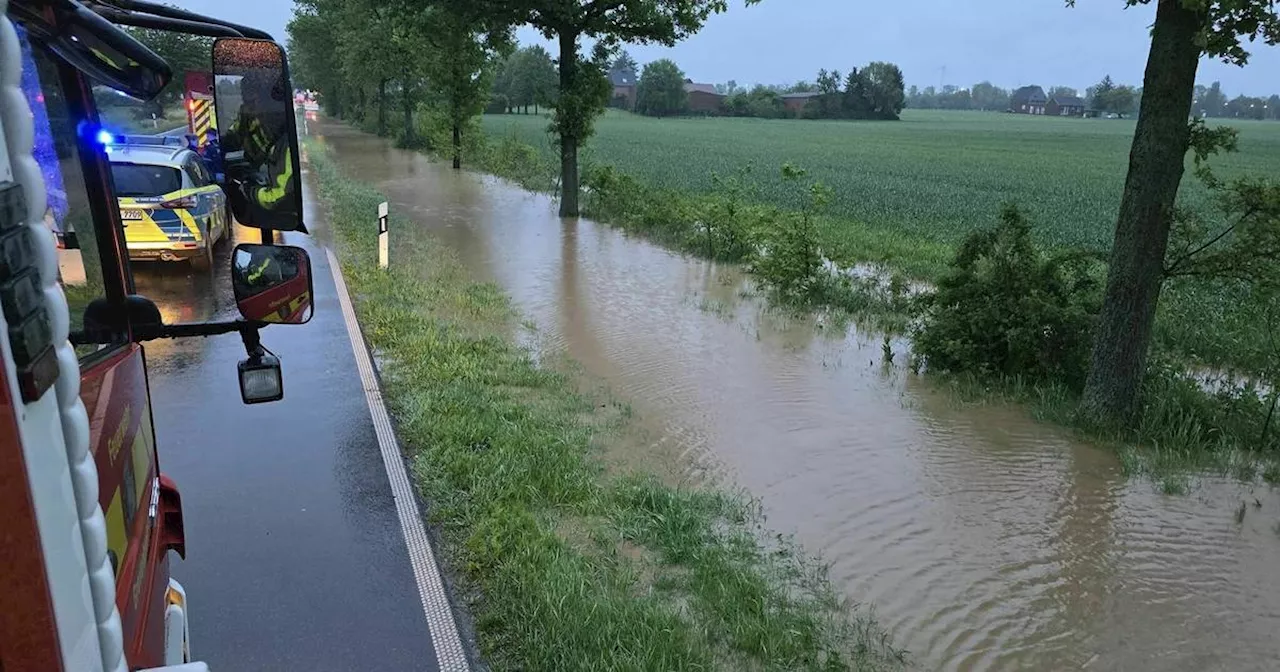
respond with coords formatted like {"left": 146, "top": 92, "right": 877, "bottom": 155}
{"left": 307, "top": 140, "right": 906, "bottom": 671}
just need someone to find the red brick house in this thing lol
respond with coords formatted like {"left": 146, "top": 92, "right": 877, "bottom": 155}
{"left": 1046, "top": 95, "right": 1086, "bottom": 117}
{"left": 684, "top": 80, "right": 725, "bottom": 114}
{"left": 610, "top": 70, "right": 637, "bottom": 110}
{"left": 781, "top": 91, "right": 820, "bottom": 115}
{"left": 1010, "top": 86, "right": 1048, "bottom": 114}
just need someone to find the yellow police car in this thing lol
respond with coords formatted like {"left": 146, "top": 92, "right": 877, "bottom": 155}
{"left": 106, "top": 136, "right": 229, "bottom": 270}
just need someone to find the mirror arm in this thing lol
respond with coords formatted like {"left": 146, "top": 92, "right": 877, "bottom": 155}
{"left": 160, "top": 320, "right": 264, "bottom": 340}
{"left": 68, "top": 319, "right": 264, "bottom": 346}
{"left": 239, "top": 324, "right": 264, "bottom": 358}
{"left": 97, "top": 0, "right": 274, "bottom": 40}
{"left": 91, "top": 5, "right": 247, "bottom": 38}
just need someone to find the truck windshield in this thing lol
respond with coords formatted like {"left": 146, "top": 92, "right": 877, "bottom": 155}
{"left": 110, "top": 162, "right": 183, "bottom": 197}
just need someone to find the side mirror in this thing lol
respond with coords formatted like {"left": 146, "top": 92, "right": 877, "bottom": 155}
{"left": 230, "top": 244, "right": 313, "bottom": 324}
{"left": 211, "top": 38, "right": 306, "bottom": 233}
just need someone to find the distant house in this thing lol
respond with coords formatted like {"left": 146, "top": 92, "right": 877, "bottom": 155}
{"left": 684, "top": 80, "right": 725, "bottom": 114}
{"left": 1010, "top": 86, "right": 1048, "bottom": 115}
{"left": 781, "top": 91, "right": 821, "bottom": 115}
{"left": 1046, "top": 95, "right": 1086, "bottom": 117}
{"left": 610, "top": 70, "right": 636, "bottom": 110}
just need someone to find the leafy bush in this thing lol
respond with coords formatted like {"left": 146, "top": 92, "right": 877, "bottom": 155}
{"left": 686, "top": 167, "right": 761, "bottom": 262}
{"left": 913, "top": 205, "right": 1102, "bottom": 390}
{"left": 478, "top": 134, "right": 558, "bottom": 191}
{"left": 749, "top": 165, "right": 829, "bottom": 300}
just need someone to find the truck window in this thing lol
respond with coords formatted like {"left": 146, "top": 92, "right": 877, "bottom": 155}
{"left": 19, "top": 27, "right": 128, "bottom": 361}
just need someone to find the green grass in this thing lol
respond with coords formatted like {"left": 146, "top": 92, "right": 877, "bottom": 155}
{"left": 483, "top": 109, "right": 1280, "bottom": 252}
{"left": 307, "top": 139, "right": 905, "bottom": 671}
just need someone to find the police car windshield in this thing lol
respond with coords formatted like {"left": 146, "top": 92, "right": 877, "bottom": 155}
{"left": 110, "top": 162, "right": 182, "bottom": 197}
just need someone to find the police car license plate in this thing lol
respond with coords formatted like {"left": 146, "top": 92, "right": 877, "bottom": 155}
{"left": 120, "top": 209, "right": 144, "bottom": 221}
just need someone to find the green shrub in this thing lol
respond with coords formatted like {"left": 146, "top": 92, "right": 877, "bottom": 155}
{"left": 749, "top": 165, "right": 829, "bottom": 300}
{"left": 912, "top": 204, "right": 1102, "bottom": 390}
{"left": 479, "top": 134, "right": 558, "bottom": 191}
{"left": 687, "top": 168, "right": 762, "bottom": 262}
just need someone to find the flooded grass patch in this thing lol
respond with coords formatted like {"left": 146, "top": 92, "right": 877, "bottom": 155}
{"left": 307, "top": 140, "right": 905, "bottom": 671}
{"left": 931, "top": 368, "right": 1280, "bottom": 491}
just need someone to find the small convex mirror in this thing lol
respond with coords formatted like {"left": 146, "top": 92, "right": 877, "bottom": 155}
{"left": 212, "top": 38, "right": 306, "bottom": 232}
{"left": 231, "top": 244, "right": 313, "bottom": 324}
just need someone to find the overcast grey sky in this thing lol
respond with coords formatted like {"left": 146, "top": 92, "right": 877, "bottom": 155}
{"left": 178, "top": 0, "right": 1278, "bottom": 96}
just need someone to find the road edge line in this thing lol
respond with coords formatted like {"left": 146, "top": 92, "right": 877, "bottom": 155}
{"left": 326, "top": 247, "right": 470, "bottom": 672}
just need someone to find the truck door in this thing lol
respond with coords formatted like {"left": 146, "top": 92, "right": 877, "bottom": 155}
{"left": 20, "top": 24, "right": 182, "bottom": 669}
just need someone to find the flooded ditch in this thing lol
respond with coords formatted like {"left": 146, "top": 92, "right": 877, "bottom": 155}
{"left": 312, "top": 119, "right": 1280, "bottom": 671}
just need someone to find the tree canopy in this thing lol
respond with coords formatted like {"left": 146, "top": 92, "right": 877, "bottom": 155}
{"left": 428, "top": 0, "right": 759, "bottom": 216}
{"left": 635, "top": 59, "right": 687, "bottom": 116}
{"left": 124, "top": 27, "right": 212, "bottom": 107}
{"left": 494, "top": 45, "right": 558, "bottom": 113}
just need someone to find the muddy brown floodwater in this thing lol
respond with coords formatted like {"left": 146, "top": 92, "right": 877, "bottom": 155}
{"left": 311, "top": 119, "right": 1280, "bottom": 671}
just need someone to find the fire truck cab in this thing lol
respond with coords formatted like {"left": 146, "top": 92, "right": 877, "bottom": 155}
{"left": 2, "top": 1, "right": 312, "bottom": 669}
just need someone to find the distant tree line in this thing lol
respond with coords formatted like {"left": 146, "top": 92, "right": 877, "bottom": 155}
{"left": 791, "top": 63, "right": 906, "bottom": 120}
{"left": 614, "top": 53, "right": 906, "bottom": 121}
{"left": 906, "top": 74, "right": 1278, "bottom": 121}
{"left": 1193, "top": 81, "right": 1280, "bottom": 120}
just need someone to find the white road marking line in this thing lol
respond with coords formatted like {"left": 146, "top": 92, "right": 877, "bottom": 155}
{"left": 327, "top": 247, "right": 470, "bottom": 672}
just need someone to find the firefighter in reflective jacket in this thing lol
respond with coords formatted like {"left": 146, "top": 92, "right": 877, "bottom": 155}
{"left": 222, "top": 69, "right": 298, "bottom": 227}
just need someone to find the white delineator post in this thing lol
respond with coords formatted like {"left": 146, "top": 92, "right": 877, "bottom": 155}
{"left": 377, "top": 201, "right": 389, "bottom": 269}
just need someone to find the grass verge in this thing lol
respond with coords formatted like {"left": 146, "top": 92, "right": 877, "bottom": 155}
{"left": 307, "top": 139, "right": 906, "bottom": 671}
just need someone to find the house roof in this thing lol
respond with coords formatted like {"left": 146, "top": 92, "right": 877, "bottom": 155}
{"left": 1012, "top": 85, "right": 1047, "bottom": 102}
{"left": 1050, "top": 95, "right": 1086, "bottom": 107}
{"left": 780, "top": 91, "right": 820, "bottom": 99}
{"left": 683, "top": 81, "right": 721, "bottom": 95}
{"left": 609, "top": 71, "right": 635, "bottom": 86}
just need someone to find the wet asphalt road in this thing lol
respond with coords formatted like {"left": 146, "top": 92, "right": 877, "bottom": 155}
{"left": 137, "top": 173, "right": 440, "bottom": 670}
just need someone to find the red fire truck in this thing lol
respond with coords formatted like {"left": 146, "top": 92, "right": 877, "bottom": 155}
{"left": 2, "top": 1, "right": 311, "bottom": 669}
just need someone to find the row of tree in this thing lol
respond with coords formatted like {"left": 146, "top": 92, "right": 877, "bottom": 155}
{"left": 1194, "top": 82, "right": 1280, "bottom": 120}
{"left": 290, "top": 0, "right": 759, "bottom": 211}
{"left": 288, "top": 0, "right": 512, "bottom": 169}
{"left": 490, "top": 46, "right": 557, "bottom": 114}
{"left": 797, "top": 63, "right": 905, "bottom": 120}
{"left": 906, "top": 74, "right": 1278, "bottom": 121}
{"left": 906, "top": 77, "right": 1140, "bottom": 115}
{"left": 621, "top": 57, "right": 905, "bottom": 120}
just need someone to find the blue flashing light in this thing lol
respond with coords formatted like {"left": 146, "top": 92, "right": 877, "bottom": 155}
{"left": 96, "top": 129, "right": 114, "bottom": 146}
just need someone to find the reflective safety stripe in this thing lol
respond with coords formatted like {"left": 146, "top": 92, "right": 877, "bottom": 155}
{"left": 175, "top": 208, "right": 203, "bottom": 241}
{"left": 120, "top": 187, "right": 216, "bottom": 246}
{"left": 255, "top": 147, "right": 293, "bottom": 206}
{"left": 190, "top": 98, "right": 217, "bottom": 146}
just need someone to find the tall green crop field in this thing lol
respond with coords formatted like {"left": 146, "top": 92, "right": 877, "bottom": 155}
{"left": 483, "top": 109, "right": 1280, "bottom": 253}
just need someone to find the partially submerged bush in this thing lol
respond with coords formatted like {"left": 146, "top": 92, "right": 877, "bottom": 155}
{"left": 480, "top": 134, "right": 558, "bottom": 191}
{"left": 913, "top": 205, "right": 1102, "bottom": 390}
{"left": 750, "top": 165, "right": 830, "bottom": 300}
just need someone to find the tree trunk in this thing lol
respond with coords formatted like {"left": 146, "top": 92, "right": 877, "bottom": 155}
{"left": 1079, "top": 0, "right": 1206, "bottom": 426}
{"left": 558, "top": 32, "right": 580, "bottom": 217}
{"left": 452, "top": 122, "right": 461, "bottom": 170}
{"left": 377, "top": 78, "right": 387, "bottom": 135}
